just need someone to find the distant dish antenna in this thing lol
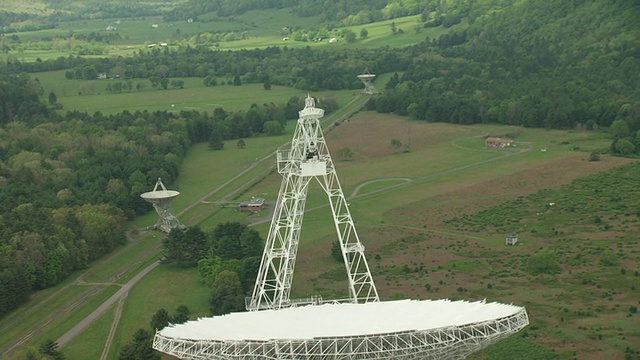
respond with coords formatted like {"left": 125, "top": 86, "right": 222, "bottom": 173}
{"left": 357, "top": 68, "right": 378, "bottom": 95}
{"left": 140, "top": 178, "right": 185, "bottom": 233}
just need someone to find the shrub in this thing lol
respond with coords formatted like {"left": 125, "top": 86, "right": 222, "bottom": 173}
{"left": 527, "top": 251, "right": 562, "bottom": 275}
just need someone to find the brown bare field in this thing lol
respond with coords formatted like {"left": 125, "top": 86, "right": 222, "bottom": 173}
{"left": 282, "top": 111, "right": 638, "bottom": 359}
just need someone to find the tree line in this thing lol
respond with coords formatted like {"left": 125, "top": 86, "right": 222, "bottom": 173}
{"left": 3, "top": 45, "right": 410, "bottom": 93}
{"left": 164, "top": 0, "right": 472, "bottom": 26}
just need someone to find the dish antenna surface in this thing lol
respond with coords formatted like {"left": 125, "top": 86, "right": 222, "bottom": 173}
{"left": 140, "top": 178, "right": 185, "bottom": 233}
{"left": 357, "top": 68, "right": 378, "bottom": 94}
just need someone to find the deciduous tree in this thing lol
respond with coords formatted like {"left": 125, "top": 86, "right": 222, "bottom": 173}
{"left": 209, "top": 270, "right": 245, "bottom": 315}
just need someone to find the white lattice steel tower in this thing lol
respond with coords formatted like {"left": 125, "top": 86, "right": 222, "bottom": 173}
{"left": 357, "top": 68, "right": 378, "bottom": 95}
{"left": 247, "top": 95, "right": 379, "bottom": 311}
{"left": 140, "top": 178, "right": 185, "bottom": 233}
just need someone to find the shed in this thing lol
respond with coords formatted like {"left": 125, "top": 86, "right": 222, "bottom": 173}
{"left": 239, "top": 197, "right": 265, "bottom": 212}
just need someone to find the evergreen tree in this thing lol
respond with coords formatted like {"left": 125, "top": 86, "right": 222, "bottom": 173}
{"left": 39, "top": 340, "right": 64, "bottom": 360}
{"left": 118, "top": 329, "right": 159, "bottom": 360}
{"left": 150, "top": 308, "right": 171, "bottom": 331}
{"left": 171, "top": 305, "right": 190, "bottom": 324}
{"left": 163, "top": 226, "right": 208, "bottom": 266}
{"left": 48, "top": 91, "right": 57, "bottom": 105}
{"left": 210, "top": 222, "right": 263, "bottom": 260}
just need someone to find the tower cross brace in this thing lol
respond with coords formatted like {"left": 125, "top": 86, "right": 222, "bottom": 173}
{"left": 247, "top": 95, "right": 379, "bottom": 311}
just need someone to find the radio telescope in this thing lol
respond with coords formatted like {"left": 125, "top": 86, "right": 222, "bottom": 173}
{"left": 140, "top": 178, "right": 185, "bottom": 233}
{"left": 153, "top": 96, "right": 528, "bottom": 359}
{"left": 357, "top": 68, "right": 378, "bottom": 95}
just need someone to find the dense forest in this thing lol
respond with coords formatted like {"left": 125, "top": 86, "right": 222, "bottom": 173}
{"left": 368, "top": 0, "right": 640, "bottom": 140}
{"left": 1, "top": 0, "right": 639, "bottom": 318}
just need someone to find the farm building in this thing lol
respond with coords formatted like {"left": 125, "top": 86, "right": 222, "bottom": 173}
{"left": 239, "top": 197, "right": 265, "bottom": 212}
{"left": 506, "top": 233, "right": 518, "bottom": 245}
{"left": 485, "top": 137, "right": 514, "bottom": 148}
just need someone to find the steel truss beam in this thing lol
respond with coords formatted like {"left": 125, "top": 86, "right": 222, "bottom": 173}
{"left": 247, "top": 95, "right": 379, "bottom": 311}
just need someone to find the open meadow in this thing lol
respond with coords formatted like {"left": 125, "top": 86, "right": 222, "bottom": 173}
{"left": 31, "top": 69, "right": 356, "bottom": 115}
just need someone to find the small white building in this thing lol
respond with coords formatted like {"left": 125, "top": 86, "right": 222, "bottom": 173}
{"left": 506, "top": 233, "right": 518, "bottom": 246}
{"left": 106, "top": 25, "right": 117, "bottom": 31}
{"left": 151, "top": 24, "right": 159, "bottom": 29}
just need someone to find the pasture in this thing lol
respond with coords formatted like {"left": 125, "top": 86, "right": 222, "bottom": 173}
{"left": 4, "top": 12, "right": 455, "bottom": 62}
{"left": 33, "top": 69, "right": 358, "bottom": 115}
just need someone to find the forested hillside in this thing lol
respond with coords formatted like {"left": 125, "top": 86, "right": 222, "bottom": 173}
{"left": 370, "top": 0, "right": 640, "bottom": 150}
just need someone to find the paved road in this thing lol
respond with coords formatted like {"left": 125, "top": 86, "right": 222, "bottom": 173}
{"left": 56, "top": 261, "right": 160, "bottom": 348}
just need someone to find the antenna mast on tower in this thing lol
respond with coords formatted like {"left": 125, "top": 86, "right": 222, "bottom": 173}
{"left": 247, "top": 95, "right": 379, "bottom": 311}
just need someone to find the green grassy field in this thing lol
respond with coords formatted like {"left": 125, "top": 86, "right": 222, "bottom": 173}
{"left": 4, "top": 12, "right": 458, "bottom": 62}
{"left": 32, "top": 68, "right": 358, "bottom": 116}
{"left": 108, "top": 264, "right": 211, "bottom": 360}
{"left": 3, "top": 109, "right": 636, "bottom": 359}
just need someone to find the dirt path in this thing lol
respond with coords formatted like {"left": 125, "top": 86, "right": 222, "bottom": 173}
{"left": 0, "top": 231, "right": 153, "bottom": 359}
{"left": 56, "top": 261, "right": 159, "bottom": 348}
{"left": 100, "top": 297, "right": 126, "bottom": 360}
